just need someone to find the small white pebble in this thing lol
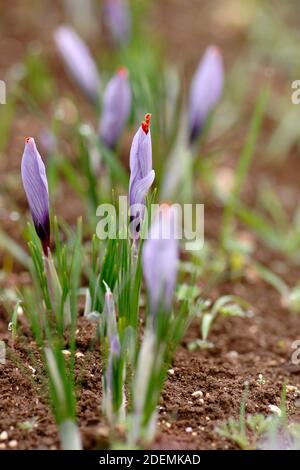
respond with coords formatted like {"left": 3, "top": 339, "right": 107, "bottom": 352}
{"left": 0, "top": 443, "right": 6, "bottom": 450}
{"left": 62, "top": 350, "right": 71, "bottom": 357}
{"left": 226, "top": 350, "right": 239, "bottom": 361}
{"left": 286, "top": 385, "right": 298, "bottom": 393}
{"left": 205, "top": 416, "right": 210, "bottom": 421}
{"left": 0, "top": 431, "right": 8, "bottom": 441}
{"left": 28, "top": 365, "right": 36, "bottom": 375}
{"left": 165, "top": 422, "right": 171, "bottom": 429}
{"left": 17, "top": 306, "right": 23, "bottom": 316}
{"left": 185, "top": 427, "right": 193, "bottom": 433}
{"left": 192, "top": 432, "right": 197, "bottom": 437}
{"left": 268, "top": 404, "right": 282, "bottom": 416}
{"left": 168, "top": 369, "right": 175, "bottom": 375}
{"left": 75, "top": 352, "right": 84, "bottom": 359}
{"left": 199, "top": 398, "right": 204, "bottom": 404}
{"left": 10, "top": 211, "right": 20, "bottom": 221}
{"left": 192, "top": 390, "right": 203, "bottom": 398}
{"left": 8, "top": 440, "right": 18, "bottom": 448}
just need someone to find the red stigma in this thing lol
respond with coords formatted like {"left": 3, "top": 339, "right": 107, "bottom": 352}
{"left": 141, "top": 113, "right": 151, "bottom": 134}
{"left": 25, "top": 136, "right": 32, "bottom": 144}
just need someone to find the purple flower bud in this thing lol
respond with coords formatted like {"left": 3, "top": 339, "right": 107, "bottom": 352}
{"left": 21, "top": 137, "right": 50, "bottom": 255}
{"left": 129, "top": 114, "right": 155, "bottom": 236}
{"left": 39, "top": 129, "right": 57, "bottom": 156}
{"left": 142, "top": 204, "right": 179, "bottom": 316}
{"left": 188, "top": 45, "right": 224, "bottom": 143}
{"left": 54, "top": 25, "right": 101, "bottom": 104}
{"left": 99, "top": 68, "right": 131, "bottom": 149}
{"left": 103, "top": 0, "right": 131, "bottom": 46}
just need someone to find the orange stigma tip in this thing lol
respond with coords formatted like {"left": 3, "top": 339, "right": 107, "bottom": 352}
{"left": 210, "top": 46, "right": 220, "bottom": 55}
{"left": 160, "top": 202, "right": 171, "bottom": 212}
{"left": 141, "top": 113, "right": 151, "bottom": 134}
{"left": 118, "top": 66, "right": 128, "bottom": 78}
{"left": 25, "top": 137, "right": 32, "bottom": 144}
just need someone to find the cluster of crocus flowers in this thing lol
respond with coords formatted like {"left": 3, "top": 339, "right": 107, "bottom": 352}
{"left": 142, "top": 203, "right": 179, "bottom": 317}
{"left": 99, "top": 67, "right": 131, "bottom": 149}
{"left": 54, "top": 25, "right": 101, "bottom": 104}
{"left": 188, "top": 45, "right": 224, "bottom": 143}
{"left": 21, "top": 137, "right": 50, "bottom": 256}
{"left": 129, "top": 113, "right": 155, "bottom": 239}
{"left": 103, "top": 0, "right": 131, "bottom": 46}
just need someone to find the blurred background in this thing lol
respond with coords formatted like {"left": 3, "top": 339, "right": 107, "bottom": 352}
{"left": 2, "top": 0, "right": 300, "bottom": 275}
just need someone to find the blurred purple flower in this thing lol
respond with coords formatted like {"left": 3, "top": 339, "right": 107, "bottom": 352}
{"left": 129, "top": 114, "right": 155, "bottom": 238}
{"left": 99, "top": 67, "right": 131, "bottom": 149}
{"left": 39, "top": 129, "right": 57, "bottom": 156}
{"left": 142, "top": 204, "right": 179, "bottom": 316}
{"left": 188, "top": 45, "right": 224, "bottom": 143}
{"left": 21, "top": 137, "right": 50, "bottom": 255}
{"left": 54, "top": 25, "right": 101, "bottom": 103}
{"left": 103, "top": 0, "right": 131, "bottom": 46}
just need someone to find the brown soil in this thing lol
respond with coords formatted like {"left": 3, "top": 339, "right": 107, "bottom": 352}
{"left": 1, "top": 0, "right": 300, "bottom": 451}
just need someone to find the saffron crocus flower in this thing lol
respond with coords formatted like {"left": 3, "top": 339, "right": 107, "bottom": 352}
{"left": 188, "top": 45, "right": 224, "bottom": 143}
{"left": 21, "top": 137, "right": 50, "bottom": 255}
{"left": 54, "top": 25, "right": 101, "bottom": 103}
{"left": 129, "top": 113, "right": 155, "bottom": 238}
{"left": 142, "top": 204, "right": 179, "bottom": 317}
{"left": 103, "top": 0, "right": 131, "bottom": 45}
{"left": 99, "top": 68, "right": 131, "bottom": 149}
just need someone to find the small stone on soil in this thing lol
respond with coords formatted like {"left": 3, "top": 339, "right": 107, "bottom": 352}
{"left": 0, "top": 431, "right": 8, "bottom": 441}
{"left": 268, "top": 404, "right": 282, "bottom": 416}
{"left": 8, "top": 440, "right": 18, "bottom": 448}
{"left": 185, "top": 427, "right": 193, "bottom": 433}
{"left": 62, "top": 350, "right": 71, "bottom": 357}
{"left": 191, "top": 390, "right": 203, "bottom": 398}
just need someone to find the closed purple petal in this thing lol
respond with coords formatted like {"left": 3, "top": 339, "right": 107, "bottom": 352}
{"left": 54, "top": 25, "right": 101, "bottom": 103}
{"left": 103, "top": 0, "right": 131, "bottom": 45}
{"left": 188, "top": 45, "right": 224, "bottom": 143}
{"left": 130, "top": 170, "right": 155, "bottom": 208}
{"left": 21, "top": 137, "right": 50, "bottom": 253}
{"left": 99, "top": 68, "right": 131, "bottom": 149}
{"left": 142, "top": 204, "right": 179, "bottom": 316}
